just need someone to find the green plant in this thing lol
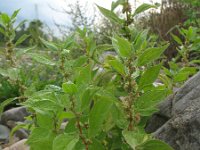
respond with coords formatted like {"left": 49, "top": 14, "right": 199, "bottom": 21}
{"left": 160, "top": 26, "right": 199, "bottom": 89}
{"left": 0, "top": 10, "right": 63, "bottom": 111}
{"left": 19, "top": 1, "right": 174, "bottom": 150}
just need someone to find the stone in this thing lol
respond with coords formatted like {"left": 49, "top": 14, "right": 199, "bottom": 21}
{"left": 0, "top": 107, "right": 29, "bottom": 126}
{"left": 0, "top": 125, "right": 10, "bottom": 143}
{"left": 3, "top": 139, "right": 29, "bottom": 150}
{"left": 14, "top": 129, "right": 29, "bottom": 140}
{"left": 146, "top": 72, "right": 200, "bottom": 150}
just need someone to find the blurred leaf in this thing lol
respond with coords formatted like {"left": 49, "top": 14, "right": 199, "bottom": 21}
{"left": 108, "top": 58, "right": 126, "bottom": 76}
{"left": 122, "top": 130, "right": 145, "bottom": 149}
{"left": 111, "top": 0, "right": 125, "bottom": 11}
{"left": 53, "top": 134, "right": 79, "bottom": 150}
{"left": 73, "top": 56, "right": 87, "bottom": 67}
{"left": 96, "top": 44, "right": 113, "bottom": 52}
{"left": 81, "top": 86, "right": 99, "bottom": 111}
{"left": 133, "top": 29, "right": 148, "bottom": 51}
{"left": 62, "top": 81, "right": 77, "bottom": 94}
{"left": 0, "top": 27, "right": 5, "bottom": 35}
{"left": 133, "top": 3, "right": 158, "bottom": 17}
{"left": 139, "top": 64, "right": 161, "bottom": 89}
{"left": 135, "top": 89, "right": 167, "bottom": 116}
{"left": 1, "top": 13, "right": 10, "bottom": 25}
{"left": 96, "top": 5, "right": 123, "bottom": 24}
{"left": 15, "top": 34, "right": 30, "bottom": 46}
{"left": 136, "top": 140, "right": 173, "bottom": 150}
{"left": 112, "top": 35, "right": 132, "bottom": 57}
{"left": 16, "top": 46, "right": 36, "bottom": 57}
{"left": 0, "top": 97, "right": 17, "bottom": 116}
{"left": 27, "top": 127, "right": 56, "bottom": 150}
{"left": 59, "top": 111, "right": 75, "bottom": 120}
{"left": 89, "top": 139, "right": 105, "bottom": 150}
{"left": 0, "top": 68, "right": 20, "bottom": 80}
{"left": 171, "top": 33, "right": 182, "bottom": 45}
{"left": 137, "top": 44, "right": 169, "bottom": 66}
{"left": 89, "top": 95, "right": 113, "bottom": 138}
{"left": 23, "top": 99, "right": 62, "bottom": 114}
{"left": 40, "top": 38, "right": 58, "bottom": 51}
{"left": 15, "top": 20, "right": 27, "bottom": 30}
{"left": 11, "top": 9, "right": 20, "bottom": 20}
{"left": 174, "top": 67, "right": 197, "bottom": 82}
{"left": 27, "top": 53, "right": 55, "bottom": 66}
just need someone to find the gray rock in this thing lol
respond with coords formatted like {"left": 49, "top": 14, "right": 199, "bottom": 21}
{"left": 146, "top": 72, "right": 200, "bottom": 150}
{"left": 14, "top": 129, "right": 29, "bottom": 140}
{"left": 3, "top": 139, "right": 29, "bottom": 150}
{"left": 0, "top": 125, "right": 10, "bottom": 143}
{"left": 0, "top": 107, "right": 29, "bottom": 126}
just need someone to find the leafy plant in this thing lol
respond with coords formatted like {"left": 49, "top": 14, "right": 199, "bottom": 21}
{"left": 160, "top": 26, "right": 200, "bottom": 90}
{"left": 18, "top": 1, "right": 174, "bottom": 150}
{"left": 0, "top": 11, "right": 62, "bottom": 111}
{"left": 3, "top": 0, "right": 199, "bottom": 149}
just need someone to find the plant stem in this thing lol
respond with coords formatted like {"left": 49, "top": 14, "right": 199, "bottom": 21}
{"left": 70, "top": 96, "right": 89, "bottom": 149}
{"left": 127, "top": 60, "right": 135, "bottom": 131}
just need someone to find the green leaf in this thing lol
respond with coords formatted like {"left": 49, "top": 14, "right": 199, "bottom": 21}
{"left": 89, "top": 139, "right": 105, "bottom": 150}
{"left": 112, "top": 103, "right": 127, "bottom": 129}
{"left": 11, "top": 9, "right": 20, "bottom": 20}
{"left": 111, "top": 0, "right": 125, "bottom": 11}
{"left": 0, "top": 97, "right": 17, "bottom": 116}
{"left": 137, "top": 44, "right": 169, "bottom": 66}
{"left": 53, "top": 134, "right": 79, "bottom": 150}
{"left": 0, "top": 27, "right": 5, "bottom": 35}
{"left": 64, "top": 119, "right": 77, "bottom": 133}
{"left": 81, "top": 86, "right": 99, "bottom": 111}
{"left": 1, "top": 13, "right": 10, "bottom": 25}
{"left": 122, "top": 130, "right": 145, "bottom": 149}
{"left": 23, "top": 99, "right": 62, "bottom": 114}
{"left": 133, "top": 29, "right": 148, "bottom": 51}
{"left": 171, "top": 33, "right": 182, "bottom": 45}
{"left": 0, "top": 68, "right": 8, "bottom": 77}
{"left": 27, "top": 127, "right": 56, "bottom": 150}
{"left": 75, "top": 65, "right": 92, "bottom": 85}
{"left": 112, "top": 35, "right": 132, "bottom": 57}
{"left": 15, "top": 20, "right": 27, "bottom": 30}
{"left": 27, "top": 53, "right": 55, "bottom": 66}
{"left": 0, "top": 68, "right": 20, "bottom": 80}
{"left": 40, "top": 38, "right": 58, "bottom": 51}
{"left": 27, "top": 128, "right": 51, "bottom": 143}
{"left": 96, "top": 5, "right": 123, "bottom": 24}
{"left": 37, "top": 113, "right": 54, "bottom": 130}
{"left": 190, "top": 59, "right": 200, "bottom": 64}
{"left": 59, "top": 111, "right": 75, "bottom": 120}
{"left": 174, "top": 67, "right": 197, "bottom": 82}
{"left": 136, "top": 140, "right": 173, "bottom": 150}
{"left": 96, "top": 44, "right": 113, "bottom": 52}
{"left": 108, "top": 58, "right": 126, "bottom": 76}
{"left": 16, "top": 46, "right": 36, "bottom": 57}
{"left": 62, "top": 81, "right": 77, "bottom": 94}
{"left": 73, "top": 56, "right": 87, "bottom": 67}
{"left": 133, "top": 3, "right": 158, "bottom": 17}
{"left": 15, "top": 34, "right": 30, "bottom": 46}
{"left": 135, "top": 89, "right": 167, "bottom": 116}
{"left": 89, "top": 96, "right": 113, "bottom": 138}
{"left": 139, "top": 64, "right": 161, "bottom": 89}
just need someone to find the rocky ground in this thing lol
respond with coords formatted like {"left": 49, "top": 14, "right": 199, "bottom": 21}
{"left": 146, "top": 71, "right": 200, "bottom": 150}
{"left": 0, "top": 107, "right": 29, "bottom": 150}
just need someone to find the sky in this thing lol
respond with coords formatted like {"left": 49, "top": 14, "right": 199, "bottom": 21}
{"left": 0, "top": 0, "right": 112, "bottom": 26}
{"left": 0, "top": 0, "right": 160, "bottom": 34}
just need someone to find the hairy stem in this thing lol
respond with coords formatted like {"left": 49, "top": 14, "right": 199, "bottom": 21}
{"left": 70, "top": 96, "right": 89, "bottom": 149}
